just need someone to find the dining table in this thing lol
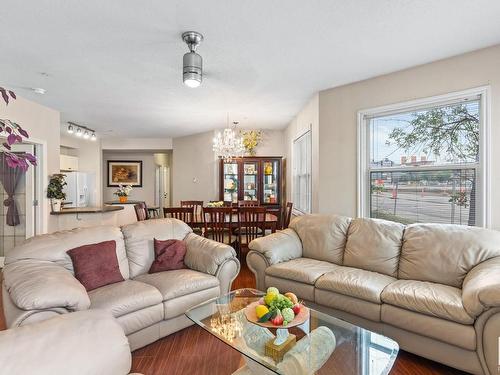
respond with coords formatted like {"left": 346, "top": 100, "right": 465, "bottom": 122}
{"left": 190, "top": 210, "right": 279, "bottom": 233}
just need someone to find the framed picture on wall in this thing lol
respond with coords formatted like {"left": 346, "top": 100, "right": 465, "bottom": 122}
{"left": 107, "top": 160, "right": 143, "bottom": 187}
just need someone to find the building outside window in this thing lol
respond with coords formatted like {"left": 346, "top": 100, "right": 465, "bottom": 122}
{"left": 358, "top": 88, "right": 489, "bottom": 227}
{"left": 293, "top": 129, "right": 312, "bottom": 214}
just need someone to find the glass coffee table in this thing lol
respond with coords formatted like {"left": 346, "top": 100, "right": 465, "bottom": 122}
{"left": 186, "top": 288, "right": 398, "bottom": 375}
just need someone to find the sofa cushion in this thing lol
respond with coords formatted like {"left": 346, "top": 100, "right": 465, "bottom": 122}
{"left": 116, "top": 304, "right": 164, "bottom": 335}
{"left": 265, "top": 275, "right": 316, "bottom": 302}
{"left": 265, "top": 258, "right": 339, "bottom": 285}
{"left": 381, "top": 304, "right": 476, "bottom": 351}
{"left": 343, "top": 218, "right": 404, "bottom": 277}
{"left": 67, "top": 240, "right": 124, "bottom": 292}
{"left": 134, "top": 269, "right": 220, "bottom": 301}
{"left": 316, "top": 266, "right": 396, "bottom": 304}
{"left": 149, "top": 239, "right": 187, "bottom": 274}
{"left": 121, "top": 218, "right": 193, "bottom": 278}
{"left": 88, "top": 279, "right": 163, "bottom": 318}
{"left": 5, "top": 225, "right": 129, "bottom": 279}
{"left": 315, "top": 289, "right": 382, "bottom": 322}
{"left": 398, "top": 223, "right": 500, "bottom": 288}
{"left": 163, "top": 287, "right": 220, "bottom": 319}
{"left": 289, "top": 214, "right": 351, "bottom": 264}
{"left": 381, "top": 280, "right": 474, "bottom": 324}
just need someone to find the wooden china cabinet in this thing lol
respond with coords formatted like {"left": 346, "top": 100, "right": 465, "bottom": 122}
{"left": 219, "top": 156, "right": 284, "bottom": 221}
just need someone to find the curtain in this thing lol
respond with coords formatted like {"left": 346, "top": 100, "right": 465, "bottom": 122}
{"left": 0, "top": 153, "right": 26, "bottom": 226}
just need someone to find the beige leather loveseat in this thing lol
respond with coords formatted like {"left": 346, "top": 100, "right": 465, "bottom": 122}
{"left": 247, "top": 214, "right": 500, "bottom": 375}
{"left": 0, "top": 310, "right": 138, "bottom": 375}
{"left": 2, "top": 218, "right": 240, "bottom": 350}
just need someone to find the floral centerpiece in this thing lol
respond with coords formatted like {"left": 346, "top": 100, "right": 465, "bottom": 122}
{"left": 114, "top": 184, "right": 133, "bottom": 203}
{"left": 241, "top": 130, "right": 262, "bottom": 156}
{"left": 0, "top": 88, "right": 37, "bottom": 170}
{"left": 207, "top": 201, "right": 224, "bottom": 207}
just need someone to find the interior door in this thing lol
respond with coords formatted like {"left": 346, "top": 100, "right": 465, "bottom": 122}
{"left": 0, "top": 144, "right": 36, "bottom": 263}
{"left": 155, "top": 166, "right": 170, "bottom": 213}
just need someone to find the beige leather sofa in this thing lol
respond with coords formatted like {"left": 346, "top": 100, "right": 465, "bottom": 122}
{"left": 247, "top": 214, "right": 500, "bottom": 375}
{"left": 2, "top": 218, "right": 240, "bottom": 351}
{"left": 0, "top": 309, "right": 138, "bottom": 375}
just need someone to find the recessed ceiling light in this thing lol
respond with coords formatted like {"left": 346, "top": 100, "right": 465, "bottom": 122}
{"left": 32, "top": 88, "right": 46, "bottom": 95}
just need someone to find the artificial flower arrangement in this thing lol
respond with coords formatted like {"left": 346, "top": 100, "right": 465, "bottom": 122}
{"left": 241, "top": 130, "right": 262, "bottom": 156}
{"left": 0, "top": 88, "right": 37, "bottom": 170}
{"left": 207, "top": 201, "right": 224, "bottom": 207}
{"left": 114, "top": 184, "right": 133, "bottom": 202}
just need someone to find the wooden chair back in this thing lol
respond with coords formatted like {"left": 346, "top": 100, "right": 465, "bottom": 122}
{"left": 181, "top": 200, "right": 204, "bottom": 224}
{"left": 134, "top": 202, "right": 149, "bottom": 221}
{"left": 237, "top": 200, "right": 260, "bottom": 207}
{"left": 163, "top": 207, "right": 194, "bottom": 224}
{"left": 282, "top": 202, "right": 293, "bottom": 229}
{"left": 203, "top": 207, "right": 233, "bottom": 244}
{"left": 237, "top": 206, "right": 267, "bottom": 245}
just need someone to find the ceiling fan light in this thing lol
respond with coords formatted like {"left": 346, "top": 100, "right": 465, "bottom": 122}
{"left": 183, "top": 51, "right": 202, "bottom": 88}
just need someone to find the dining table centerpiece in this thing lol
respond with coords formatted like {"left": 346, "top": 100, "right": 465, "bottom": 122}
{"left": 113, "top": 184, "right": 133, "bottom": 203}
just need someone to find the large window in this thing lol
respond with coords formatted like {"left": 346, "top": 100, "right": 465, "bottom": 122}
{"left": 358, "top": 88, "right": 489, "bottom": 227}
{"left": 293, "top": 130, "right": 312, "bottom": 214}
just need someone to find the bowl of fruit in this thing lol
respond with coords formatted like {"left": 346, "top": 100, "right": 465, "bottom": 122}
{"left": 244, "top": 287, "right": 309, "bottom": 328}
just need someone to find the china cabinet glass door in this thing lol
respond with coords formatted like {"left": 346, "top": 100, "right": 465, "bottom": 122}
{"left": 243, "top": 162, "right": 259, "bottom": 201}
{"left": 262, "top": 160, "right": 279, "bottom": 204}
{"left": 223, "top": 162, "right": 238, "bottom": 203}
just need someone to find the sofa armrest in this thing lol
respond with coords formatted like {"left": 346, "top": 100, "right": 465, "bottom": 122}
{"left": 462, "top": 257, "right": 500, "bottom": 317}
{"left": 0, "top": 310, "right": 132, "bottom": 375}
{"left": 248, "top": 228, "right": 302, "bottom": 266}
{"left": 184, "top": 233, "right": 238, "bottom": 275}
{"left": 184, "top": 233, "right": 240, "bottom": 294}
{"left": 3, "top": 260, "right": 90, "bottom": 312}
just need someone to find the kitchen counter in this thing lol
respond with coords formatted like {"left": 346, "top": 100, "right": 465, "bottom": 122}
{"left": 105, "top": 200, "right": 144, "bottom": 205}
{"left": 51, "top": 206, "right": 124, "bottom": 215}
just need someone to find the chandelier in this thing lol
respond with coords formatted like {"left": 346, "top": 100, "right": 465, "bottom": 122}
{"left": 213, "top": 120, "right": 244, "bottom": 161}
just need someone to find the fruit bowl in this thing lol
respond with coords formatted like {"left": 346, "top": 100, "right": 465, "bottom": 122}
{"left": 244, "top": 301, "right": 310, "bottom": 328}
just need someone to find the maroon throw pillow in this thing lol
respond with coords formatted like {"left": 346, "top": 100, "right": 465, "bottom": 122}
{"left": 67, "top": 240, "right": 124, "bottom": 292}
{"left": 149, "top": 239, "right": 187, "bottom": 274}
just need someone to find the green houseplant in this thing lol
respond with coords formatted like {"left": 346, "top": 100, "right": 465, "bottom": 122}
{"left": 47, "top": 174, "right": 67, "bottom": 212}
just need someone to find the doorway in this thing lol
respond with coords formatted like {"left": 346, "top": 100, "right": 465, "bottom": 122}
{"left": 0, "top": 143, "right": 41, "bottom": 265}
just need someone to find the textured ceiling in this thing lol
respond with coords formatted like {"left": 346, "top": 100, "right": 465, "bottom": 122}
{"left": 2, "top": 0, "right": 500, "bottom": 137}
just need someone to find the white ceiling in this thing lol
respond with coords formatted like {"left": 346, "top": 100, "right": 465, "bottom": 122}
{"left": 2, "top": 0, "right": 500, "bottom": 138}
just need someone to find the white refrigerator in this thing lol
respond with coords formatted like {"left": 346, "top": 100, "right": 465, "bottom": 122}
{"left": 63, "top": 172, "right": 95, "bottom": 208}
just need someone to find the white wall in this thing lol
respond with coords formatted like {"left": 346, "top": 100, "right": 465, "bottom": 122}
{"left": 0, "top": 96, "right": 60, "bottom": 233}
{"left": 101, "top": 137, "right": 172, "bottom": 150}
{"left": 284, "top": 94, "right": 319, "bottom": 212}
{"left": 172, "top": 129, "right": 285, "bottom": 206}
{"left": 102, "top": 151, "right": 159, "bottom": 205}
{"left": 283, "top": 44, "right": 500, "bottom": 228}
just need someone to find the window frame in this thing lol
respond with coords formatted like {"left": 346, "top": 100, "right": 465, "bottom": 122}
{"left": 357, "top": 86, "right": 491, "bottom": 228}
{"left": 292, "top": 127, "right": 312, "bottom": 215}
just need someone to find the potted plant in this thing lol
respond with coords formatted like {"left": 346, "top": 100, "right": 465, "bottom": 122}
{"left": 114, "top": 184, "right": 132, "bottom": 203}
{"left": 47, "top": 174, "right": 67, "bottom": 212}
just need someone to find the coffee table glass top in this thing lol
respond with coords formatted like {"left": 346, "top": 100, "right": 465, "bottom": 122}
{"left": 186, "top": 288, "right": 398, "bottom": 375}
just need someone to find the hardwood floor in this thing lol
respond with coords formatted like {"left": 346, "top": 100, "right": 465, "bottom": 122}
{"left": 0, "top": 263, "right": 465, "bottom": 374}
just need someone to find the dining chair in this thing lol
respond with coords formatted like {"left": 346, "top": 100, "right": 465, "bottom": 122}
{"left": 282, "top": 202, "right": 293, "bottom": 229}
{"left": 203, "top": 207, "right": 233, "bottom": 244}
{"left": 134, "top": 202, "right": 149, "bottom": 221}
{"left": 237, "top": 206, "right": 267, "bottom": 253}
{"left": 181, "top": 200, "right": 204, "bottom": 233}
{"left": 237, "top": 200, "right": 260, "bottom": 207}
{"left": 163, "top": 207, "right": 194, "bottom": 225}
